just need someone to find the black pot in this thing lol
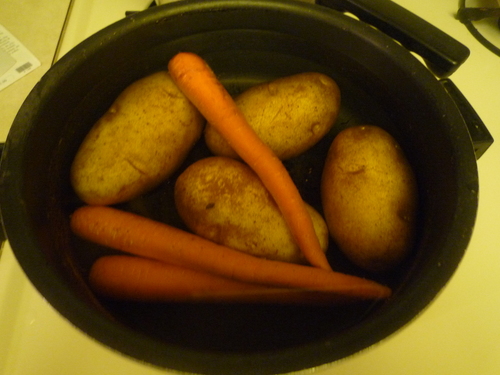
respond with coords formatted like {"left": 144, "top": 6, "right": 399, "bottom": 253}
{"left": 0, "top": 0, "right": 493, "bottom": 374}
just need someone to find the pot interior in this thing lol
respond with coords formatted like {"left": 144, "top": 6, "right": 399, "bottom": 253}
{"left": 1, "top": 1, "right": 478, "bottom": 374}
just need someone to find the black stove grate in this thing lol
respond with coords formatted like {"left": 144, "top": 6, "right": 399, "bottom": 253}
{"left": 457, "top": 0, "right": 500, "bottom": 56}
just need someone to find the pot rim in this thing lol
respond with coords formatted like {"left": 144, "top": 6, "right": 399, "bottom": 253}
{"left": 0, "top": 1, "right": 479, "bottom": 374}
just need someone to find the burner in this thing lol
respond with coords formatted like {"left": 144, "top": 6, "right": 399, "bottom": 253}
{"left": 457, "top": 0, "right": 500, "bottom": 56}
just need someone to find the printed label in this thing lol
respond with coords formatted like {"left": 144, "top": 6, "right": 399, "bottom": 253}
{"left": 0, "top": 24, "right": 41, "bottom": 92}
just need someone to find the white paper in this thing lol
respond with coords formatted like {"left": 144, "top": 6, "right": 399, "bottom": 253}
{"left": 0, "top": 24, "right": 41, "bottom": 92}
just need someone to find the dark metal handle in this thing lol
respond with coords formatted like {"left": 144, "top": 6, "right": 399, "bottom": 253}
{"left": 317, "top": 0, "right": 470, "bottom": 78}
{"left": 440, "top": 79, "right": 493, "bottom": 159}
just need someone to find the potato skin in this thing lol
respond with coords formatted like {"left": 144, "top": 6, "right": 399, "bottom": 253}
{"left": 174, "top": 156, "right": 329, "bottom": 263}
{"left": 204, "top": 72, "right": 340, "bottom": 160}
{"left": 71, "top": 71, "right": 204, "bottom": 205}
{"left": 321, "top": 125, "right": 418, "bottom": 273}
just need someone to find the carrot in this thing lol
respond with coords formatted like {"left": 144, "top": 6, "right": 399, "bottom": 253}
{"left": 71, "top": 206, "right": 391, "bottom": 300}
{"left": 90, "top": 255, "right": 367, "bottom": 304}
{"left": 167, "top": 52, "right": 332, "bottom": 271}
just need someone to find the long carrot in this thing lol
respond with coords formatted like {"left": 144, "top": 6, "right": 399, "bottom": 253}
{"left": 90, "top": 255, "right": 367, "bottom": 304}
{"left": 168, "top": 52, "right": 332, "bottom": 271}
{"left": 71, "top": 206, "right": 391, "bottom": 299}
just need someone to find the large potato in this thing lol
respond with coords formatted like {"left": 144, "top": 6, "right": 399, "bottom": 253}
{"left": 71, "top": 71, "right": 204, "bottom": 205}
{"left": 321, "top": 125, "right": 418, "bottom": 273}
{"left": 174, "top": 156, "right": 329, "bottom": 264}
{"left": 204, "top": 72, "right": 340, "bottom": 160}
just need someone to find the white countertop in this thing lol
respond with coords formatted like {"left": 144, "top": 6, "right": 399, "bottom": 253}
{"left": 0, "top": 0, "right": 71, "bottom": 141}
{"left": 1, "top": 1, "right": 499, "bottom": 374}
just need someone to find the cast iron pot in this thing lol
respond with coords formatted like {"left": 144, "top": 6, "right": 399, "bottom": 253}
{"left": 0, "top": 0, "right": 494, "bottom": 374}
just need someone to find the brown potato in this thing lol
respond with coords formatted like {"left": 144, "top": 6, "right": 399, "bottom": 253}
{"left": 204, "top": 72, "right": 340, "bottom": 160}
{"left": 174, "top": 156, "right": 329, "bottom": 263}
{"left": 71, "top": 71, "right": 204, "bottom": 205}
{"left": 321, "top": 125, "right": 418, "bottom": 272}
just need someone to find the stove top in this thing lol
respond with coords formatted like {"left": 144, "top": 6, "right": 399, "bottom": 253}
{"left": 1, "top": 1, "right": 500, "bottom": 374}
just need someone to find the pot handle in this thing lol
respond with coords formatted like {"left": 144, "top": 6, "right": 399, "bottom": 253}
{"left": 440, "top": 79, "right": 493, "bottom": 159}
{"left": 316, "top": 0, "right": 470, "bottom": 78}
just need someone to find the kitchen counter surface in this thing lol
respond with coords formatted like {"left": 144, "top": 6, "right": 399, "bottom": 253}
{"left": 0, "top": 0, "right": 71, "bottom": 141}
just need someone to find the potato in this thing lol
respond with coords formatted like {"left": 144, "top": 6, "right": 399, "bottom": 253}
{"left": 71, "top": 71, "right": 204, "bottom": 205}
{"left": 204, "top": 72, "right": 340, "bottom": 160}
{"left": 321, "top": 125, "right": 418, "bottom": 273}
{"left": 174, "top": 156, "right": 329, "bottom": 263}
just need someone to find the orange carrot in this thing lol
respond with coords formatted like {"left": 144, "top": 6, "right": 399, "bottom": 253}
{"left": 71, "top": 206, "right": 391, "bottom": 300}
{"left": 90, "top": 255, "right": 366, "bottom": 304}
{"left": 168, "top": 52, "right": 332, "bottom": 271}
